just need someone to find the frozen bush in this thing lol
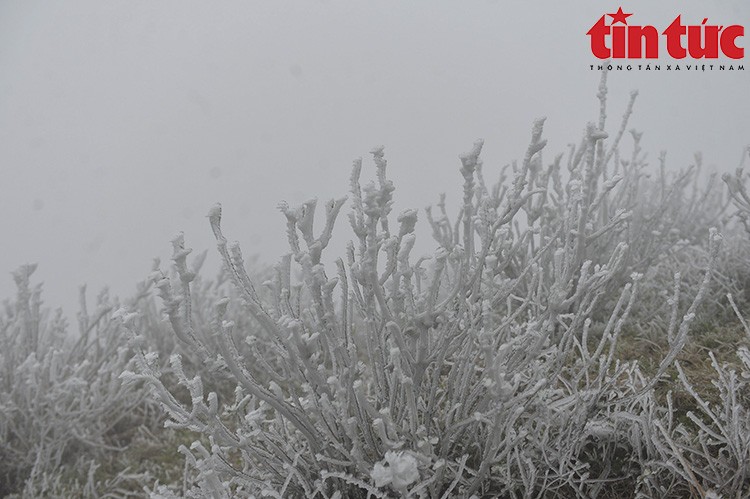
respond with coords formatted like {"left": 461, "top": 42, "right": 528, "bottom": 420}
{"left": 0, "top": 265, "right": 151, "bottom": 497}
{"left": 122, "top": 71, "right": 747, "bottom": 498}
{"left": 724, "top": 160, "right": 750, "bottom": 236}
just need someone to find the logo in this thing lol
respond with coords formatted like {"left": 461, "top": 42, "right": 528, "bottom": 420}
{"left": 587, "top": 7, "right": 744, "bottom": 59}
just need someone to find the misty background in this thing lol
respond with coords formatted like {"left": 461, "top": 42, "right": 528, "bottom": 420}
{"left": 1, "top": 1, "right": 748, "bottom": 318}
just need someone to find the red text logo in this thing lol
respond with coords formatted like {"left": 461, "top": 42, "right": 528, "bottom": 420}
{"left": 587, "top": 8, "right": 744, "bottom": 59}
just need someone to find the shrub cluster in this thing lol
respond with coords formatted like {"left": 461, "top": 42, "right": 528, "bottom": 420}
{"left": 118, "top": 73, "right": 750, "bottom": 498}
{"left": 2, "top": 71, "right": 750, "bottom": 498}
{"left": 0, "top": 266, "right": 153, "bottom": 497}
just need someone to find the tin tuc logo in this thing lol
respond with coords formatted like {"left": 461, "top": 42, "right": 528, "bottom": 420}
{"left": 587, "top": 7, "right": 745, "bottom": 59}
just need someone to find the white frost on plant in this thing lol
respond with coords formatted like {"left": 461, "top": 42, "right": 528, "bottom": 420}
{"left": 371, "top": 451, "right": 420, "bottom": 490}
{"left": 111, "top": 307, "right": 138, "bottom": 324}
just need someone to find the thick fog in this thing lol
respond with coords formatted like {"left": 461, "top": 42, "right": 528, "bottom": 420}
{"left": 1, "top": 1, "right": 748, "bottom": 316}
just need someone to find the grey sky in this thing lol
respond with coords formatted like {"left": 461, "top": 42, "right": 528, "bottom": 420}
{"left": 1, "top": 1, "right": 748, "bottom": 316}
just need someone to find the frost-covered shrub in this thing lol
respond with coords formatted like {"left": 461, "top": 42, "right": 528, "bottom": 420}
{"left": 634, "top": 348, "right": 750, "bottom": 498}
{"left": 119, "top": 70, "right": 750, "bottom": 498}
{"left": 0, "top": 265, "right": 151, "bottom": 497}
{"left": 724, "top": 161, "right": 750, "bottom": 236}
